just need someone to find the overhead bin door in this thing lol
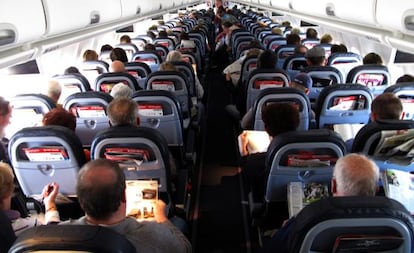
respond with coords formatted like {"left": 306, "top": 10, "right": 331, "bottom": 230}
{"left": 269, "top": 0, "right": 292, "bottom": 11}
{"left": 43, "top": 0, "right": 122, "bottom": 36}
{"left": 0, "top": 0, "right": 45, "bottom": 47}
{"left": 324, "top": 0, "right": 376, "bottom": 26}
{"left": 376, "top": 0, "right": 414, "bottom": 36}
{"left": 120, "top": 0, "right": 141, "bottom": 18}
{"left": 290, "top": 0, "right": 331, "bottom": 17}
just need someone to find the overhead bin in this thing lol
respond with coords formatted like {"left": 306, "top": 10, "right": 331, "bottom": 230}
{"left": 290, "top": 0, "right": 331, "bottom": 18}
{"left": 324, "top": 0, "right": 376, "bottom": 26}
{"left": 0, "top": 0, "right": 45, "bottom": 47}
{"left": 269, "top": 0, "right": 291, "bottom": 10}
{"left": 290, "top": 0, "right": 376, "bottom": 27}
{"left": 120, "top": 0, "right": 142, "bottom": 18}
{"left": 43, "top": 0, "right": 122, "bottom": 36}
{"left": 376, "top": 0, "right": 414, "bottom": 36}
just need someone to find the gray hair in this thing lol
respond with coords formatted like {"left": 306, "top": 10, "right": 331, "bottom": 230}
{"left": 107, "top": 97, "right": 137, "bottom": 126}
{"left": 333, "top": 153, "right": 379, "bottom": 196}
{"left": 166, "top": 50, "right": 183, "bottom": 62}
{"left": 110, "top": 83, "right": 133, "bottom": 98}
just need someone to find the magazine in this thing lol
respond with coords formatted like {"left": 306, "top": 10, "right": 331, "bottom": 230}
{"left": 287, "top": 181, "right": 329, "bottom": 218}
{"left": 125, "top": 180, "right": 158, "bottom": 221}
{"left": 332, "top": 235, "right": 403, "bottom": 253}
{"left": 287, "top": 153, "right": 337, "bottom": 167}
{"left": 237, "top": 130, "right": 271, "bottom": 156}
{"left": 373, "top": 129, "right": 414, "bottom": 165}
{"left": 381, "top": 169, "right": 414, "bottom": 214}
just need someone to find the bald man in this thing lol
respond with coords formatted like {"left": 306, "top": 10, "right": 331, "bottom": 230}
{"left": 110, "top": 60, "right": 126, "bottom": 73}
{"left": 60, "top": 159, "right": 191, "bottom": 253}
{"left": 263, "top": 154, "right": 380, "bottom": 253}
{"left": 46, "top": 80, "right": 62, "bottom": 106}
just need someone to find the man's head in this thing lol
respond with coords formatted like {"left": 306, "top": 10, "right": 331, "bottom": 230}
{"left": 261, "top": 102, "right": 300, "bottom": 137}
{"left": 290, "top": 73, "right": 312, "bottom": 94}
{"left": 0, "top": 162, "right": 14, "bottom": 210}
{"left": 120, "top": 35, "right": 131, "bottom": 44}
{"left": 109, "top": 60, "right": 126, "bottom": 73}
{"left": 46, "top": 80, "right": 62, "bottom": 105}
{"left": 107, "top": 97, "right": 138, "bottom": 126}
{"left": 332, "top": 153, "right": 379, "bottom": 197}
{"left": 371, "top": 93, "right": 402, "bottom": 121}
{"left": 363, "top": 52, "right": 383, "bottom": 65}
{"left": 76, "top": 159, "right": 126, "bottom": 220}
{"left": 110, "top": 83, "right": 133, "bottom": 99}
{"left": 110, "top": 48, "right": 128, "bottom": 63}
{"left": 306, "top": 28, "right": 318, "bottom": 39}
{"left": 257, "top": 50, "right": 277, "bottom": 69}
{"left": 0, "top": 97, "right": 11, "bottom": 137}
{"left": 305, "top": 46, "right": 326, "bottom": 66}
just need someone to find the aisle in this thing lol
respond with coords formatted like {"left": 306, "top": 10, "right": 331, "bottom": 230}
{"left": 192, "top": 68, "right": 251, "bottom": 252}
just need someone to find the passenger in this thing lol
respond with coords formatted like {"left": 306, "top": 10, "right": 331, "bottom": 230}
{"left": 146, "top": 31, "right": 157, "bottom": 41}
{"left": 164, "top": 50, "right": 204, "bottom": 99}
{"left": 320, "top": 33, "right": 333, "bottom": 44}
{"left": 106, "top": 97, "right": 177, "bottom": 179}
{"left": 226, "top": 50, "right": 287, "bottom": 125}
{"left": 241, "top": 103, "right": 300, "bottom": 200}
{"left": 120, "top": 34, "right": 132, "bottom": 44}
{"left": 304, "top": 46, "right": 327, "bottom": 66}
{"left": 330, "top": 44, "right": 348, "bottom": 54}
{"left": 143, "top": 43, "right": 157, "bottom": 51}
{"left": 157, "top": 30, "right": 168, "bottom": 39}
{"left": 396, "top": 74, "right": 414, "bottom": 83}
{"left": 223, "top": 47, "right": 262, "bottom": 86}
{"left": 159, "top": 62, "right": 178, "bottom": 72}
{"left": 363, "top": 52, "right": 383, "bottom": 65}
{"left": 0, "top": 97, "right": 12, "bottom": 164}
{"left": 305, "top": 27, "right": 318, "bottom": 39}
{"left": 82, "top": 49, "right": 99, "bottom": 61}
{"left": 294, "top": 45, "right": 308, "bottom": 54}
{"left": 42, "top": 107, "right": 76, "bottom": 131}
{"left": 214, "top": 21, "right": 239, "bottom": 69}
{"left": 56, "top": 159, "right": 192, "bottom": 252}
{"left": 0, "top": 161, "right": 60, "bottom": 245}
{"left": 110, "top": 83, "right": 133, "bottom": 98}
{"left": 64, "top": 66, "right": 80, "bottom": 75}
{"left": 109, "top": 60, "right": 126, "bottom": 73}
{"left": 100, "top": 44, "right": 113, "bottom": 54}
{"left": 286, "top": 33, "right": 301, "bottom": 46}
{"left": 240, "top": 72, "right": 313, "bottom": 129}
{"left": 110, "top": 47, "right": 128, "bottom": 63}
{"left": 107, "top": 97, "right": 140, "bottom": 127}
{"left": 45, "top": 80, "right": 62, "bottom": 106}
{"left": 345, "top": 92, "right": 403, "bottom": 151}
{"left": 179, "top": 32, "right": 196, "bottom": 49}
{"left": 263, "top": 153, "right": 379, "bottom": 253}
{"left": 271, "top": 27, "right": 283, "bottom": 36}
{"left": 42, "top": 107, "right": 91, "bottom": 161}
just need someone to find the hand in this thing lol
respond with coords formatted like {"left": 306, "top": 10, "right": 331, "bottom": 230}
{"left": 239, "top": 131, "right": 249, "bottom": 156}
{"left": 41, "top": 182, "right": 59, "bottom": 210}
{"left": 153, "top": 199, "right": 168, "bottom": 223}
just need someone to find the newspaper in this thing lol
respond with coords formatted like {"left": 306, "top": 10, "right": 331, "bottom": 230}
{"left": 381, "top": 169, "right": 414, "bottom": 214}
{"left": 374, "top": 129, "right": 414, "bottom": 165}
{"left": 287, "top": 182, "right": 329, "bottom": 218}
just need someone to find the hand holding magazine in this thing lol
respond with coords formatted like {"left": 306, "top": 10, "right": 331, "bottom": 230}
{"left": 237, "top": 130, "right": 271, "bottom": 156}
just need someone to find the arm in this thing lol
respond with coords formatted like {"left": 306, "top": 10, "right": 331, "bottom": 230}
{"left": 41, "top": 182, "right": 60, "bottom": 224}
